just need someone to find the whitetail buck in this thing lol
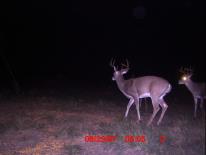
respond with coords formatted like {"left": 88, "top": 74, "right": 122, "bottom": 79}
{"left": 110, "top": 59, "right": 171, "bottom": 125}
{"left": 179, "top": 67, "right": 206, "bottom": 117}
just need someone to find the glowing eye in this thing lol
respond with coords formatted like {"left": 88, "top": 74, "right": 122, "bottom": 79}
{"left": 182, "top": 76, "right": 187, "bottom": 81}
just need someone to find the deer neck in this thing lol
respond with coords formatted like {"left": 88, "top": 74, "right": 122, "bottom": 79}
{"left": 115, "top": 75, "right": 126, "bottom": 91}
{"left": 184, "top": 79, "right": 195, "bottom": 93}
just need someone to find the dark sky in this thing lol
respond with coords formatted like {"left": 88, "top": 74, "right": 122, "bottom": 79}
{"left": 1, "top": 0, "right": 205, "bottom": 87}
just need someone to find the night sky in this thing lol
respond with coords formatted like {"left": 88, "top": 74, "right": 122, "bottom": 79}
{"left": 1, "top": 0, "right": 205, "bottom": 90}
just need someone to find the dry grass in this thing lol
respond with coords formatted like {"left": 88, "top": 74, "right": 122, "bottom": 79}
{"left": 0, "top": 88, "right": 205, "bottom": 155}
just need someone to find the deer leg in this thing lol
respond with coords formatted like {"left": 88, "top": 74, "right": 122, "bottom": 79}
{"left": 147, "top": 100, "right": 160, "bottom": 126}
{"left": 134, "top": 98, "right": 141, "bottom": 121}
{"left": 194, "top": 97, "right": 198, "bottom": 118}
{"left": 157, "top": 100, "right": 168, "bottom": 125}
{"left": 200, "top": 98, "right": 204, "bottom": 113}
{"left": 125, "top": 98, "right": 134, "bottom": 118}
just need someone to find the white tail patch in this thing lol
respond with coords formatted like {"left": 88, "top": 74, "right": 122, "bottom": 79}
{"left": 160, "top": 84, "right": 172, "bottom": 99}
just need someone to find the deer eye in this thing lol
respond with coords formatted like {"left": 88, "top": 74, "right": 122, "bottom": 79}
{"left": 182, "top": 76, "right": 187, "bottom": 81}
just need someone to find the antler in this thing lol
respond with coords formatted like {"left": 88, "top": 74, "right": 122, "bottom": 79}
{"left": 110, "top": 58, "right": 115, "bottom": 67}
{"left": 110, "top": 58, "right": 117, "bottom": 71}
{"left": 121, "top": 59, "right": 129, "bottom": 68}
{"left": 179, "top": 67, "right": 193, "bottom": 75}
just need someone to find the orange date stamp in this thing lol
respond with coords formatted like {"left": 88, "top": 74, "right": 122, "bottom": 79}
{"left": 84, "top": 135, "right": 167, "bottom": 144}
{"left": 85, "top": 135, "right": 117, "bottom": 142}
{"left": 124, "top": 135, "right": 146, "bottom": 143}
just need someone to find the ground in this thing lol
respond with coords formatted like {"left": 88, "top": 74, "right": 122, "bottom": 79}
{"left": 0, "top": 83, "right": 205, "bottom": 155}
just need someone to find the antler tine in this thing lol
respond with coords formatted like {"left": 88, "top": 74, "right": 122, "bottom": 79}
{"left": 179, "top": 66, "right": 193, "bottom": 75}
{"left": 121, "top": 59, "right": 130, "bottom": 68}
{"left": 110, "top": 58, "right": 115, "bottom": 67}
{"left": 126, "top": 59, "right": 129, "bottom": 68}
{"left": 179, "top": 67, "right": 184, "bottom": 73}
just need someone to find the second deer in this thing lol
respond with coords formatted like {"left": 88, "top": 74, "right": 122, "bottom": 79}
{"left": 179, "top": 67, "right": 206, "bottom": 117}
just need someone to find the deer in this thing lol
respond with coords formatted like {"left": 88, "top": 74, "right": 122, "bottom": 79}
{"left": 179, "top": 67, "right": 206, "bottom": 117}
{"left": 110, "top": 59, "right": 172, "bottom": 126}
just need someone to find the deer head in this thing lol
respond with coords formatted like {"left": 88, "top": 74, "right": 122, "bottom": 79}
{"left": 179, "top": 67, "right": 193, "bottom": 84}
{"left": 110, "top": 58, "right": 129, "bottom": 81}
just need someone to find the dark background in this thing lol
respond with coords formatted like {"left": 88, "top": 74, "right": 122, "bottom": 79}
{"left": 0, "top": 0, "right": 205, "bottom": 91}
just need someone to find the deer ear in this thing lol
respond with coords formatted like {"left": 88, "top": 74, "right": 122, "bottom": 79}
{"left": 188, "top": 74, "right": 193, "bottom": 78}
{"left": 121, "top": 68, "right": 129, "bottom": 75}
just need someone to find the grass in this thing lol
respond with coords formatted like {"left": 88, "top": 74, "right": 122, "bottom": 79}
{"left": 0, "top": 87, "right": 205, "bottom": 155}
{"left": 64, "top": 144, "right": 83, "bottom": 155}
